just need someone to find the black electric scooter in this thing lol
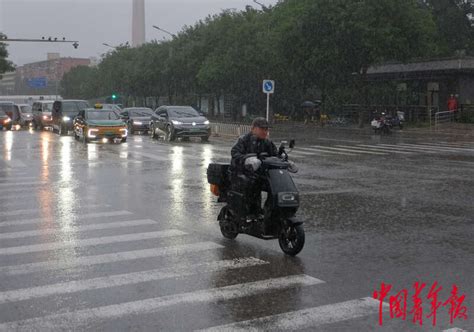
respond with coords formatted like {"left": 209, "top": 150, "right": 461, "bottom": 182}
{"left": 207, "top": 140, "right": 305, "bottom": 256}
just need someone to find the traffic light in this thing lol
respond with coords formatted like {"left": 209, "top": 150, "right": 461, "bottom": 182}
{"left": 112, "top": 94, "right": 117, "bottom": 100}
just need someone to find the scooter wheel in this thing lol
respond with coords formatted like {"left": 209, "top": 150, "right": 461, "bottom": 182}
{"left": 279, "top": 224, "right": 305, "bottom": 256}
{"left": 218, "top": 207, "right": 238, "bottom": 240}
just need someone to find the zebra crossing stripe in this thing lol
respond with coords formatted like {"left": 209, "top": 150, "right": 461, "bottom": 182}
{"left": 334, "top": 145, "right": 388, "bottom": 155}
{"left": 311, "top": 145, "right": 387, "bottom": 156}
{"left": 298, "top": 147, "right": 356, "bottom": 156}
{"left": 376, "top": 144, "right": 438, "bottom": 154}
{"left": 431, "top": 142, "right": 474, "bottom": 148}
{"left": 401, "top": 143, "right": 474, "bottom": 153}
{"left": 0, "top": 210, "right": 132, "bottom": 227}
{"left": 0, "top": 257, "right": 269, "bottom": 304}
{"left": 0, "top": 176, "right": 38, "bottom": 182}
{"left": 0, "top": 186, "right": 43, "bottom": 194}
{"left": 356, "top": 145, "right": 414, "bottom": 155}
{"left": 0, "top": 181, "right": 45, "bottom": 187}
{"left": 0, "top": 241, "right": 223, "bottom": 275}
{"left": 0, "top": 204, "right": 106, "bottom": 217}
{"left": 0, "top": 229, "right": 186, "bottom": 256}
{"left": 199, "top": 297, "right": 388, "bottom": 331}
{"left": 396, "top": 144, "right": 468, "bottom": 153}
{"left": 0, "top": 275, "right": 323, "bottom": 331}
{"left": 0, "top": 219, "right": 158, "bottom": 240}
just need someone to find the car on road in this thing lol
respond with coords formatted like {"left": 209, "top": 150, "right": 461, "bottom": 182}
{"left": 32, "top": 101, "right": 54, "bottom": 130}
{"left": 101, "top": 104, "right": 122, "bottom": 113}
{"left": 149, "top": 106, "right": 210, "bottom": 142}
{"left": 73, "top": 108, "right": 128, "bottom": 143}
{"left": 0, "top": 110, "right": 12, "bottom": 130}
{"left": 52, "top": 100, "right": 90, "bottom": 136}
{"left": 120, "top": 107, "right": 153, "bottom": 135}
{"left": 15, "top": 104, "right": 34, "bottom": 128}
{"left": 0, "top": 102, "right": 15, "bottom": 122}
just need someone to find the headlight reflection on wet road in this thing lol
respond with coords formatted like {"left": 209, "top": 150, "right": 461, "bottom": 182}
{"left": 55, "top": 138, "right": 79, "bottom": 256}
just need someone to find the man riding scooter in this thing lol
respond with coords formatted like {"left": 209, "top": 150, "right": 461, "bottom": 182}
{"left": 230, "top": 117, "right": 278, "bottom": 222}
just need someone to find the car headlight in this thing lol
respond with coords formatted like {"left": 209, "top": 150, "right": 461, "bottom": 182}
{"left": 204, "top": 120, "right": 210, "bottom": 125}
{"left": 88, "top": 128, "right": 99, "bottom": 138}
{"left": 5, "top": 118, "right": 11, "bottom": 123}
{"left": 120, "top": 128, "right": 128, "bottom": 137}
{"left": 133, "top": 121, "right": 143, "bottom": 126}
{"left": 43, "top": 115, "right": 49, "bottom": 120}
{"left": 171, "top": 120, "right": 183, "bottom": 125}
{"left": 63, "top": 116, "right": 71, "bottom": 122}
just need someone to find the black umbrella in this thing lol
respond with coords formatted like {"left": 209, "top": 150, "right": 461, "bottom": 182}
{"left": 301, "top": 101, "right": 316, "bottom": 108}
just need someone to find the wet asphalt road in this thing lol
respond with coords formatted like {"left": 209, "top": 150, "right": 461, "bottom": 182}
{"left": 0, "top": 128, "right": 473, "bottom": 331}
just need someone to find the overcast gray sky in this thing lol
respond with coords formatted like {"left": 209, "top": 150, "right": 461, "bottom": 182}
{"left": 0, "top": 0, "right": 277, "bottom": 66}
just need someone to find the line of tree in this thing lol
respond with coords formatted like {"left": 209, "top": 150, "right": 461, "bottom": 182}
{"left": 0, "top": 33, "right": 14, "bottom": 79}
{"left": 58, "top": 0, "right": 473, "bottom": 118}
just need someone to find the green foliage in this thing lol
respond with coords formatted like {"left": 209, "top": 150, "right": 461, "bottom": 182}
{"left": 422, "top": 0, "right": 474, "bottom": 55}
{"left": 59, "top": 0, "right": 469, "bottom": 116}
{"left": 60, "top": 66, "right": 99, "bottom": 99}
{"left": 0, "top": 33, "right": 14, "bottom": 78}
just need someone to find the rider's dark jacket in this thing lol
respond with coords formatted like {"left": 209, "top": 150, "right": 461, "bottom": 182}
{"left": 231, "top": 133, "right": 278, "bottom": 172}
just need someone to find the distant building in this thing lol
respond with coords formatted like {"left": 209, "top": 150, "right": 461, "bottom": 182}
{"left": 367, "top": 57, "right": 474, "bottom": 111}
{"left": 0, "top": 71, "right": 16, "bottom": 95}
{"left": 13, "top": 55, "right": 91, "bottom": 95}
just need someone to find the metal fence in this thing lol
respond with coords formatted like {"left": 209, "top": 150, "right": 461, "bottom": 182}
{"left": 340, "top": 104, "right": 437, "bottom": 125}
{"left": 211, "top": 122, "right": 252, "bottom": 137}
{"left": 434, "top": 111, "right": 456, "bottom": 128}
{"left": 433, "top": 105, "right": 474, "bottom": 130}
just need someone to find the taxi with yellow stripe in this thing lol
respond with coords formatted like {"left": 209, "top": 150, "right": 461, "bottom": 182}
{"left": 73, "top": 105, "right": 128, "bottom": 143}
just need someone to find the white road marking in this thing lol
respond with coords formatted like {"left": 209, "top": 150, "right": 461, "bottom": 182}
{"left": 0, "top": 229, "right": 186, "bottom": 256}
{"left": 0, "top": 204, "right": 106, "bottom": 217}
{"left": 334, "top": 145, "right": 389, "bottom": 155}
{"left": 0, "top": 181, "right": 45, "bottom": 188}
{"left": 290, "top": 150, "right": 324, "bottom": 156}
{"left": 443, "top": 328, "right": 468, "bottom": 332}
{"left": 4, "top": 159, "right": 27, "bottom": 168}
{"left": 199, "top": 297, "right": 388, "bottom": 331}
{"left": 0, "top": 186, "right": 44, "bottom": 194}
{"left": 0, "top": 275, "right": 323, "bottom": 331}
{"left": 0, "top": 219, "right": 157, "bottom": 240}
{"left": 0, "top": 257, "right": 268, "bottom": 304}
{"left": 400, "top": 143, "right": 474, "bottom": 153}
{"left": 298, "top": 147, "right": 356, "bottom": 156}
{"left": 310, "top": 145, "right": 386, "bottom": 156}
{"left": 0, "top": 210, "right": 132, "bottom": 227}
{"left": 128, "top": 150, "right": 173, "bottom": 162}
{"left": 356, "top": 145, "right": 414, "bottom": 155}
{"left": 376, "top": 144, "right": 438, "bottom": 154}
{"left": 0, "top": 241, "right": 223, "bottom": 275}
{"left": 0, "top": 176, "right": 38, "bottom": 182}
{"left": 317, "top": 138, "right": 363, "bottom": 143}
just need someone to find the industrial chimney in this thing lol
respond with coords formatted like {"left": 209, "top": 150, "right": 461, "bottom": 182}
{"left": 132, "top": 0, "right": 145, "bottom": 47}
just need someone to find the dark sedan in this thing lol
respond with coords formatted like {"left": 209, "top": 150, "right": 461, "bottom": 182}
{"left": 120, "top": 108, "right": 154, "bottom": 135}
{"left": 149, "top": 106, "right": 210, "bottom": 142}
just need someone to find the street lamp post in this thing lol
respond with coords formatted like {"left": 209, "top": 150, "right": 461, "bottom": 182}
{"left": 102, "top": 43, "right": 117, "bottom": 50}
{"left": 253, "top": 0, "right": 270, "bottom": 12}
{"left": 152, "top": 25, "right": 177, "bottom": 39}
